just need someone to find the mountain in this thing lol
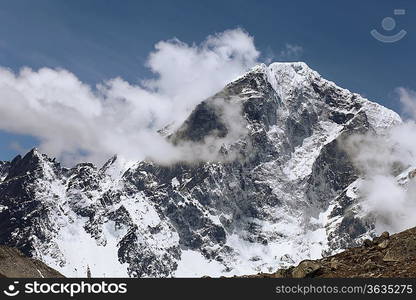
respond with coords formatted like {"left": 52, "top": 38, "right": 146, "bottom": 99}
{"left": 243, "top": 227, "right": 416, "bottom": 278}
{"left": 0, "top": 62, "right": 406, "bottom": 278}
{"left": 0, "top": 245, "right": 64, "bottom": 278}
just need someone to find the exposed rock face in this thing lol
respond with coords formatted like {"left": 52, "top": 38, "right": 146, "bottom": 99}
{"left": 0, "top": 246, "right": 64, "bottom": 278}
{"left": 291, "top": 260, "right": 322, "bottom": 278}
{"left": 245, "top": 227, "right": 416, "bottom": 278}
{"left": 0, "top": 62, "right": 402, "bottom": 277}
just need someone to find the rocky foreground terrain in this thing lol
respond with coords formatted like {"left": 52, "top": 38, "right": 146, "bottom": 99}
{"left": 0, "top": 245, "right": 64, "bottom": 278}
{"left": 244, "top": 226, "right": 416, "bottom": 278}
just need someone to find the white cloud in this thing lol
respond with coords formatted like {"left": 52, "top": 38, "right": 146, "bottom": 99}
{"left": 278, "top": 43, "right": 303, "bottom": 60}
{"left": 0, "top": 28, "right": 259, "bottom": 166}
{"left": 397, "top": 87, "right": 416, "bottom": 119}
{"left": 264, "top": 43, "right": 303, "bottom": 64}
{"left": 345, "top": 88, "right": 416, "bottom": 234}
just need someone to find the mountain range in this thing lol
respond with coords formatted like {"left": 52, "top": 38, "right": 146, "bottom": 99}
{"left": 0, "top": 62, "right": 409, "bottom": 278}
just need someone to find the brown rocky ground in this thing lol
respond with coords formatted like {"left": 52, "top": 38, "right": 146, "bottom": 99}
{"left": 244, "top": 226, "right": 416, "bottom": 278}
{"left": 0, "top": 245, "right": 64, "bottom": 278}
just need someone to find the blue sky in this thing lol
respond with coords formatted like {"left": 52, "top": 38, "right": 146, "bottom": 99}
{"left": 0, "top": 0, "right": 414, "bottom": 161}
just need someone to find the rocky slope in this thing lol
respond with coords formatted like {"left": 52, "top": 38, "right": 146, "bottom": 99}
{"left": 0, "top": 62, "right": 406, "bottom": 278}
{"left": 244, "top": 226, "right": 416, "bottom": 278}
{"left": 0, "top": 245, "right": 64, "bottom": 278}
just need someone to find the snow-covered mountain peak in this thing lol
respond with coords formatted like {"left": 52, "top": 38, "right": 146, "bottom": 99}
{"left": 267, "top": 61, "right": 319, "bottom": 79}
{"left": 4, "top": 147, "right": 58, "bottom": 180}
{"left": 242, "top": 63, "right": 398, "bottom": 132}
{"left": 239, "top": 62, "right": 320, "bottom": 101}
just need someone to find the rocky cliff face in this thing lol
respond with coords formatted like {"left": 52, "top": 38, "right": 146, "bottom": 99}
{"left": 0, "top": 62, "right": 404, "bottom": 277}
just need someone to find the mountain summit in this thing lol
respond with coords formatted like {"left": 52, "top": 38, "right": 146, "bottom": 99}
{"left": 0, "top": 62, "right": 404, "bottom": 277}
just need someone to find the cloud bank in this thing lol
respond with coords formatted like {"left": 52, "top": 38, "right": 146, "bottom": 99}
{"left": 346, "top": 88, "right": 416, "bottom": 234}
{"left": 0, "top": 28, "right": 259, "bottom": 165}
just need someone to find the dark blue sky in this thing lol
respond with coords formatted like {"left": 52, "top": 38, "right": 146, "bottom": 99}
{"left": 0, "top": 0, "right": 414, "bottom": 160}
